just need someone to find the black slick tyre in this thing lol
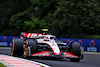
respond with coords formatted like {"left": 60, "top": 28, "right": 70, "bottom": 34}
{"left": 69, "top": 42, "right": 81, "bottom": 62}
{"left": 11, "top": 38, "right": 24, "bottom": 56}
{"left": 26, "top": 39, "right": 38, "bottom": 54}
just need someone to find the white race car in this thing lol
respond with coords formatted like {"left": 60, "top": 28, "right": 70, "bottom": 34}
{"left": 11, "top": 32, "right": 83, "bottom": 62}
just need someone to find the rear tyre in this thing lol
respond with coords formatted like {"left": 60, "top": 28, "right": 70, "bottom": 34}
{"left": 69, "top": 42, "right": 81, "bottom": 62}
{"left": 26, "top": 39, "right": 38, "bottom": 54}
{"left": 11, "top": 38, "right": 24, "bottom": 56}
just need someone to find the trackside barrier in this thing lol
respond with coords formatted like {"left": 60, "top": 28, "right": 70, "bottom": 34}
{"left": 56, "top": 38, "right": 100, "bottom": 52}
{"left": 0, "top": 36, "right": 20, "bottom": 47}
{"left": 0, "top": 36, "right": 7, "bottom": 47}
{"left": 0, "top": 36, "right": 100, "bottom": 52}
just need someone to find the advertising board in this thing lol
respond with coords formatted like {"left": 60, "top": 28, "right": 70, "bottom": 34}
{"left": 0, "top": 36, "right": 100, "bottom": 52}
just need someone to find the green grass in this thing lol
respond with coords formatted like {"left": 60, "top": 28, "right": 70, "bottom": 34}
{"left": 0, "top": 46, "right": 11, "bottom": 49}
{"left": 0, "top": 63, "right": 6, "bottom": 67}
{"left": 84, "top": 51, "right": 100, "bottom": 54}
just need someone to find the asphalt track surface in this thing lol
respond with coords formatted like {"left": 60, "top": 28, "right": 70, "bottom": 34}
{"left": 0, "top": 48, "right": 100, "bottom": 67}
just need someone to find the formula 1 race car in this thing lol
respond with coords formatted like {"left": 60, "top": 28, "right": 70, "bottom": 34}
{"left": 11, "top": 30, "right": 83, "bottom": 62}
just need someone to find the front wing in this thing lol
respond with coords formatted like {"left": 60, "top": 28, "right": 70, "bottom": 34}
{"left": 30, "top": 51, "right": 82, "bottom": 59}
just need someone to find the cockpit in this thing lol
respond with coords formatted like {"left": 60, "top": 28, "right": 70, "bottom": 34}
{"left": 38, "top": 35, "right": 56, "bottom": 41}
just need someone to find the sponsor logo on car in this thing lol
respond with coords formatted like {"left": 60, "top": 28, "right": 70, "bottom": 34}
{"left": 63, "top": 52, "right": 78, "bottom": 58}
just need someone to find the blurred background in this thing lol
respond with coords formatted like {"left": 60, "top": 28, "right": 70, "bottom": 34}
{"left": 0, "top": 0, "right": 100, "bottom": 39}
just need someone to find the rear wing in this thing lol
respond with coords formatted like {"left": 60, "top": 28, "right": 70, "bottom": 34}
{"left": 21, "top": 32, "right": 43, "bottom": 38}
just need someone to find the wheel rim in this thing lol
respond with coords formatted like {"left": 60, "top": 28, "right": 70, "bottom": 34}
{"left": 11, "top": 39, "right": 15, "bottom": 55}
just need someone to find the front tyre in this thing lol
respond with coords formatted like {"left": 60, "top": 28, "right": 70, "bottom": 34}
{"left": 69, "top": 42, "right": 81, "bottom": 62}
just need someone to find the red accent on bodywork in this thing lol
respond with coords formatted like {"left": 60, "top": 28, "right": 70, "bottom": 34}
{"left": 63, "top": 52, "right": 78, "bottom": 58}
{"left": 11, "top": 44, "right": 13, "bottom": 52}
{"left": 31, "top": 51, "right": 50, "bottom": 56}
{"left": 25, "top": 45, "right": 27, "bottom": 48}
{"left": 54, "top": 52, "right": 61, "bottom": 55}
{"left": 24, "top": 33, "right": 28, "bottom": 37}
{"left": 29, "top": 33, "right": 32, "bottom": 38}
{"left": 23, "top": 33, "right": 42, "bottom": 38}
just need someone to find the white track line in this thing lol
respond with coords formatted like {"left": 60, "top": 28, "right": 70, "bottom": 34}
{"left": 0, "top": 59, "right": 14, "bottom": 67}
{"left": 0, "top": 55, "right": 51, "bottom": 67}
